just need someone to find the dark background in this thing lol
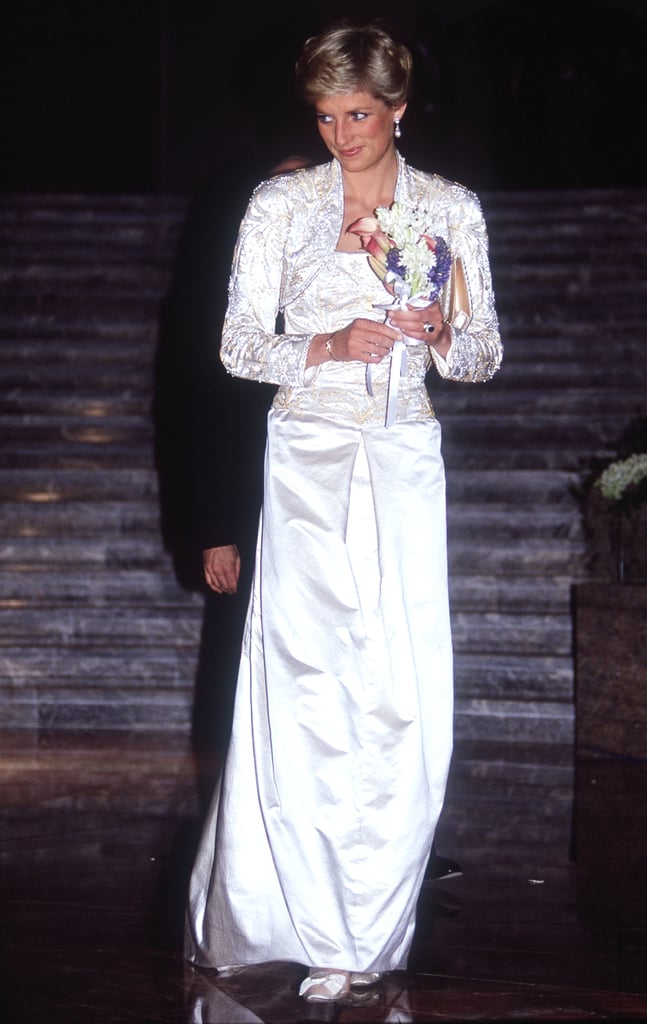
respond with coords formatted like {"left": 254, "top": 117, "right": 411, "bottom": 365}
{"left": 3, "top": 0, "right": 646, "bottom": 196}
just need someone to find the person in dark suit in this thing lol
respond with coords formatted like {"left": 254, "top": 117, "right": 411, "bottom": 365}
{"left": 156, "top": 154, "right": 315, "bottom": 767}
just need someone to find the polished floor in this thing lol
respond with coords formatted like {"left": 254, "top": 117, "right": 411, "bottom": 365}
{"left": 1, "top": 730, "right": 646, "bottom": 1023}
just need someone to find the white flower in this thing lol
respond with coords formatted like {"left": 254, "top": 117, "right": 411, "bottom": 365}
{"left": 372, "top": 201, "right": 450, "bottom": 299}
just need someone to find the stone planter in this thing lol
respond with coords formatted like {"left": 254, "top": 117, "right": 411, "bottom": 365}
{"left": 581, "top": 493, "right": 647, "bottom": 584}
{"left": 573, "top": 582, "right": 647, "bottom": 760}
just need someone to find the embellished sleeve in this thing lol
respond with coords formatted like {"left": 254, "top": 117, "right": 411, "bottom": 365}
{"left": 220, "top": 182, "right": 314, "bottom": 386}
{"left": 430, "top": 190, "right": 502, "bottom": 383}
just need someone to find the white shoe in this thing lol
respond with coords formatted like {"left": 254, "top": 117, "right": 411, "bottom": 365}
{"left": 299, "top": 969, "right": 351, "bottom": 1002}
{"left": 350, "top": 971, "right": 382, "bottom": 988}
{"left": 216, "top": 964, "right": 244, "bottom": 977}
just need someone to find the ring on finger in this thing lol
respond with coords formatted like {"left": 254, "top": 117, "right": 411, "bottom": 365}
{"left": 422, "top": 322, "right": 435, "bottom": 333}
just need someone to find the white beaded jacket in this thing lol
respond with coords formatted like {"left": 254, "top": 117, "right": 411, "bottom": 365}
{"left": 220, "top": 152, "right": 502, "bottom": 388}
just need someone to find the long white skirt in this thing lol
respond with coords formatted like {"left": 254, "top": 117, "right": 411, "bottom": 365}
{"left": 185, "top": 405, "right": 454, "bottom": 974}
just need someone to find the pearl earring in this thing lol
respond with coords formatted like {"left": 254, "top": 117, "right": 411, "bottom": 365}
{"left": 393, "top": 118, "right": 402, "bottom": 139}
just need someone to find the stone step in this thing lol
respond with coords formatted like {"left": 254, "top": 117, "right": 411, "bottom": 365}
{"left": 0, "top": 197, "right": 185, "bottom": 242}
{"left": 0, "top": 533, "right": 585, "bottom": 576}
{"left": 3, "top": 258, "right": 643, "bottom": 298}
{"left": 446, "top": 469, "right": 579, "bottom": 504}
{"left": 433, "top": 386, "right": 646, "bottom": 416}
{"left": 0, "top": 301, "right": 161, "bottom": 332}
{"left": 0, "top": 265, "right": 171, "bottom": 296}
{"left": 489, "top": 227, "right": 645, "bottom": 254}
{"left": 0, "top": 464, "right": 568, "bottom": 494}
{"left": 0, "top": 645, "right": 571, "bottom": 699}
{"left": 0, "top": 369, "right": 151, "bottom": 394}
{"left": 0, "top": 647, "right": 569, "bottom": 704}
{"left": 2, "top": 291, "right": 644, "bottom": 332}
{"left": 0, "top": 410, "right": 625, "bottom": 450}
{"left": 2, "top": 187, "right": 641, "bottom": 236}
{"left": 0, "top": 646, "right": 197, "bottom": 685}
{"left": 448, "top": 539, "right": 585, "bottom": 576}
{"left": 3, "top": 225, "right": 643, "bottom": 255}
{"left": 0, "top": 564, "right": 575, "bottom": 616}
{"left": 0, "top": 385, "right": 641, "bottom": 422}
{"left": 1, "top": 694, "right": 574, "bottom": 744}
{"left": 482, "top": 189, "right": 647, "bottom": 230}
{"left": 490, "top": 234, "right": 645, "bottom": 260}
{"left": 452, "top": 362, "right": 645, "bottom": 390}
{"left": 441, "top": 445, "right": 609, "bottom": 472}
{"left": 0, "top": 646, "right": 574, "bottom": 736}
{"left": 1, "top": 412, "right": 151, "bottom": 431}
{"left": 0, "top": 687, "right": 195, "bottom": 732}
{"left": 0, "top": 363, "right": 640, "bottom": 407}
{"left": 0, "top": 643, "right": 572, "bottom": 708}
{"left": 0, "top": 190, "right": 187, "bottom": 209}
{"left": 0, "top": 442, "right": 608, "bottom": 473}
{"left": 0, "top": 415, "right": 153, "bottom": 445}
{"left": 451, "top": 610, "right": 572, "bottom": 656}
{"left": 0, "top": 230, "right": 180, "bottom": 254}
{"left": 3, "top": 245, "right": 636, "bottom": 279}
{"left": 454, "top": 652, "right": 574, "bottom": 701}
{"left": 0, "top": 536, "right": 169, "bottom": 568}
{"left": 0, "top": 323, "right": 641, "bottom": 371}
{"left": 494, "top": 285, "right": 645, "bottom": 310}
{"left": 471, "top": 331, "right": 644, "bottom": 361}
{"left": 0, "top": 606, "right": 202, "bottom": 646}
{"left": 0, "top": 499, "right": 582, "bottom": 549}
{"left": 0, "top": 569, "right": 202, "bottom": 608}
{"left": 0, "top": 394, "right": 148, "bottom": 416}
{"left": 0, "top": 500, "right": 164, "bottom": 536}
{"left": 1, "top": 323, "right": 644, "bottom": 362}
{"left": 0, "top": 446, "right": 155, "bottom": 470}
{"left": 453, "top": 698, "right": 573, "bottom": 745}
{"left": 0, "top": 340, "right": 153, "bottom": 366}
{"left": 0, "top": 466, "right": 578, "bottom": 507}
{"left": 0, "top": 603, "right": 572, "bottom": 659}
{"left": 4, "top": 361, "right": 641, "bottom": 400}
{"left": 441, "top": 413, "right": 632, "bottom": 450}
{"left": 0, "top": 679, "right": 573, "bottom": 741}
{"left": 450, "top": 576, "right": 578, "bottom": 614}
{"left": 0, "top": 467, "right": 160, "bottom": 502}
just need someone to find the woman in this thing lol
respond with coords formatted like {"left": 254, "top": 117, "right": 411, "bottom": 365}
{"left": 185, "top": 18, "right": 502, "bottom": 1003}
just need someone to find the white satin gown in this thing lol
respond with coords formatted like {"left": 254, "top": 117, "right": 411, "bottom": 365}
{"left": 185, "top": 252, "right": 455, "bottom": 974}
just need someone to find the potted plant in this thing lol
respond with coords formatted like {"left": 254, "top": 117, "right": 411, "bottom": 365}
{"left": 581, "top": 453, "right": 647, "bottom": 583}
{"left": 573, "top": 450, "right": 647, "bottom": 760}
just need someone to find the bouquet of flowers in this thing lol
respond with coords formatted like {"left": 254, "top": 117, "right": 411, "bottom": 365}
{"left": 347, "top": 201, "right": 452, "bottom": 304}
{"left": 347, "top": 202, "right": 453, "bottom": 427}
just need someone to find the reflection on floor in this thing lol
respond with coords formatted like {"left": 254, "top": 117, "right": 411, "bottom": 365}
{"left": 1, "top": 730, "right": 646, "bottom": 1023}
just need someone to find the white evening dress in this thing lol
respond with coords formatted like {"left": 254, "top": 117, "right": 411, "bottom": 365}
{"left": 185, "top": 249, "right": 457, "bottom": 974}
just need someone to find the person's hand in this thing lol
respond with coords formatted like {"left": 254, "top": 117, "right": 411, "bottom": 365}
{"left": 389, "top": 301, "right": 452, "bottom": 358}
{"left": 203, "top": 545, "right": 241, "bottom": 594}
{"left": 323, "top": 318, "right": 400, "bottom": 365}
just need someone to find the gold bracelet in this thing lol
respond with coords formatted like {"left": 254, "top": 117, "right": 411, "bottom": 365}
{"left": 325, "top": 332, "right": 339, "bottom": 361}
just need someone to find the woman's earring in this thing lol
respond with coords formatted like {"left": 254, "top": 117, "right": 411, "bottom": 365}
{"left": 393, "top": 118, "right": 402, "bottom": 139}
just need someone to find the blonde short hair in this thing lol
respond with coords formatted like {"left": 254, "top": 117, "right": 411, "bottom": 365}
{"left": 295, "top": 19, "right": 413, "bottom": 109}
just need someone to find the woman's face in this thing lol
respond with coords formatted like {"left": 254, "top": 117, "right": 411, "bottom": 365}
{"left": 315, "top": 90, "right": 406, "bottom": 174}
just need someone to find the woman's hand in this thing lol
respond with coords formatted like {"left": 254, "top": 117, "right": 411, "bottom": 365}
{"left": 389, "top": 301, "right": 452, "bottom": 358}
{"left": 307, "top": 318, "right": 401, "bottom": 367}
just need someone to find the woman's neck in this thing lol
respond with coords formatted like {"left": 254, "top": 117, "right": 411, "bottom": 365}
{"left": 336, "top": 151, "right": 399, "bottom": 252}
{"left": 342, "top": 151, "right": 399, "bottom": 212}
